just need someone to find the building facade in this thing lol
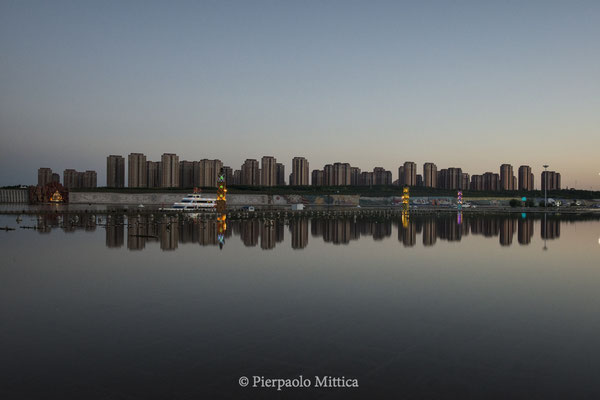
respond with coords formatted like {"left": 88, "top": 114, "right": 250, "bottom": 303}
{"left": 38, "top": 168, "right": 53, "bottom": 187}
{"left": 276, "top": 163, "right": 286, "bottom": 186}
{"left": 518, "top": 165, "right": 534, "bottom": 191}
{"left": 179, "top": 161, "right": 195, "bottom": 188}
{"left": 311, "top": 169, "right": 324, "bottom": 186}
{"left": 146, "top": 161, "right": 161, "bottom": 188}
{"left": 261, "top": 156, "right": 277, "bottom": 187}
{"left": 500, "top": 164, "right": 515, "bottom": 191}
{"left": 128, "top": 153, "right": 147, "bottom": 188}
{"left": 423, "top": 163, "right": 437, "bottom": 188}
{"left": 241, "top": 159, "right": 260, "bottom": 186}
{"left": 373, "top": 167, "right": 392, "bottom": 185}
{"left": 541, "top": 171, "right": 561, "bottom": 191}
{"left": 107, "top": 155, "right": 125, "bottom": 188}
{"left": 160, "top": 153, "right": 180, "bottom": 188}
{"left": 402, "top": 162, "right": 417, "bottom": 186}
{"left": 291, "top": 157, "right": 309, "bottom": 186}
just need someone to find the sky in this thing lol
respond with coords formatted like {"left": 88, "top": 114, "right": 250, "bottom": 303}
{"left": 1, "top": 0, "right": 599, "bottom": 189}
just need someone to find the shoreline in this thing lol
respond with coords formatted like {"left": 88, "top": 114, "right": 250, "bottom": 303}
{"left": 1, "top": 205, "right": 599, "bottom": 217}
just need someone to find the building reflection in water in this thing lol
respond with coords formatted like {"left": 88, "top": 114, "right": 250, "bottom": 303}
{"left": 518, "top": 217, "right": 534, "bottom": 245}
{"left": 32, "top": 212, "right": 585, "bottom": 252}
{"left": 106, "top": 215, "right": 124, "bottom": 248}
{"left": 290, "top": 218, "right": 309, "bottom": 249}
{"left": 261, "top": 222, "right": 276, "bottom": 250}
{"left": 240, "top": 220, "right": 260, "bottom": 247}
{"left": 499, "top": 218, "right": 516, "bottom": 246}
{"left": 541, "top": 218, "right": 561, "bottom": 240}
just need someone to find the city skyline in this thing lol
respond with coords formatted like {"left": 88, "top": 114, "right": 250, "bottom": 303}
{"left": 36, "top": 154, "right": 564, "bottom": 193}
{"left": 1, "top": 1, "right": 600, "bottom": 189}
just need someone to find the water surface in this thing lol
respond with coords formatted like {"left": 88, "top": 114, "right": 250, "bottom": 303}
{"left": 1, "top": 213, "right": 599, "bottom": 399}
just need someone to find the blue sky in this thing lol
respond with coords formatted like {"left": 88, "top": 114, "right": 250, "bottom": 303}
{"left": 1, "top": 0, "right": 599, "bottom": 188}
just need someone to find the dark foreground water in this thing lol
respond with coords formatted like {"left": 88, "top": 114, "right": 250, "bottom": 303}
{"left": 1, "top": 213, "right": 599, "bottom": 399}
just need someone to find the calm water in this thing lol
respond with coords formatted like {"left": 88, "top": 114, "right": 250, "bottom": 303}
{"left": 1, "top": 213, "right": 599, "bottom": 399}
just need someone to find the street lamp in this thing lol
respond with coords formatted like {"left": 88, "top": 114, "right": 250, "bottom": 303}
{"left": 543, "top": 212, "right": 548, "bottom": 251}
{"left": 543, "top": 164, "right": 549, "bottom": 210}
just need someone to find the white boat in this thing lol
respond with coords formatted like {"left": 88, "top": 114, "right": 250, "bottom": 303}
{"left": 160, "top": 193, "right": 217, "bottom": 211}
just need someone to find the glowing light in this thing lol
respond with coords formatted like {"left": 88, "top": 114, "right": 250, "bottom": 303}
{"left": 49, "top": 191, "right": 63, "bottom": 203}
{"left": 402, "top": 187, "right": 410, "bottom": 212}
{"left": 522, "top": 197, "right": 527, "bottom": 202}
{"left": 401, "top": 210, "right": 409, "bottom": 228}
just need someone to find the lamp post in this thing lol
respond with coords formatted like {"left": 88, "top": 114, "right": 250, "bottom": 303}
{"left": 543, "top": 165, "right": 549, "bottom": 210}
{"left": 543, "top": 212, "right": 548, "bottom": 251}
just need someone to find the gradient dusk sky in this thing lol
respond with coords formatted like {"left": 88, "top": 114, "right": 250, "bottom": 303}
{"left": 1, "top": 0, "right": 599, "bottom": 189}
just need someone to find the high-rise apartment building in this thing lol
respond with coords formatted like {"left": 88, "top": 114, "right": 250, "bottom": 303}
{"left": 416, "top": 174, "right": 423, "bottom": 187}
{"left": 63, "top": 169, "right": 78, "bottom": 189}
{"left": 402, "top": 162, "right": 417, "bottom": 186}
{"left": 373, "top": 167, "right": 392, "bottom": 185}
{"left": 261, "top": 156, "right": 277, "bottom": 187}
{"left": 500, "top": 164, "right": 515, "bottom": 191}
{"left": 333, "top": 162, "right": 351, "bottom": 186}
{"left": 63, "top": 169, "right": 97, "bottom": 188}
{"left": 38, "top": 168, "right": 53, "bottom": 187}
{"left": 350, "top": 167, "right": 361, "bottom": 186}
{"left": 107, "top": 155, "right": 125, "bottom": 188}
{"left": 360, "top": 172, "right": 374, "bottom": 186}
{"left": 51, "top": 173, "right": 60, "bottom": 184}
{"left": 470, "top": 175, "right": 484, "bottom": 191}
{"left": 323, "top": 164, "right": 333, "bottom": 186}
{"left": 83, "top": 170, "right": 97, "bottom": 188}
{"left": 438, "top": 168, "right": 463, "bottom": 190}
{"left": 312, "top": 170, "right": 324, "bottom": 186}
{"left": 222, "top": 166, "right": 234, "bottom": 185}
{"left": 241, "top": 159, "right": 260, "bottom": 186}
{"left": 146, "top": 161, "right": 161, "bottom": 188}
{"left": 179, "top": 161, "right": 194, "bottom": 188}
{"left": 276, "top": 163, "right": 286, "bottom": 186}
{"left": 398, "top": 166, "right": 404, "bottom": 185}
{"left": 483, "top": 172, "right": 500, "bottom": 191}
{"left": 541, "top": 171, "right": 561, "bottom": 191}
{"left": 233, "top": 169, "right": 242, "bottom": 185}
{"left": 319, "top": 162, "right": 352, "bottom": 186}
{"left": 160, "top": 153, "right": 180, "bottom": 188}
{"left": 128, "top": 153, "right": 147, "bottom": 188}
{"left": 518, "top": 165, "right": 534, "bottom": 191}
{"left": 423, "top": 163, "right": 437, "bottom": 188}
{"left": 291, "top": 157, "right": 309, "bottom": 186}
{"left": 193, "top": 159, "right": 223, "bottom": 187}
{"left": 461, "top": 173, "right": 469, "bottom": 190}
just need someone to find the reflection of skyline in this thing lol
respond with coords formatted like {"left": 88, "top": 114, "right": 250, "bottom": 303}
{"left": 28, "top": 213, "right": 596, "bottom": 252}
{"left": 291, "top": 218, "right": 309, "bottom": 249}
{"left": 518, "top": 218, "right": 534, "bottom": 245}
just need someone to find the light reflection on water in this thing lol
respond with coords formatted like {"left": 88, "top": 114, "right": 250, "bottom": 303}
{"left": 8, "top": 212, "right": 588, "bottom": 251}
{"left": 1, "top": 213, "right": 600, "bottom": 399}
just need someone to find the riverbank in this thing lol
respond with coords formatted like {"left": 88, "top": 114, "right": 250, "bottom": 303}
{"left": 1, "top": 204, "right": 599, "bottom": 218}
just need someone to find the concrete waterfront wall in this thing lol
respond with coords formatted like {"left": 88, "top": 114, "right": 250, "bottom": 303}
{"left": 69, "top": 192, "right": 362, "bottom": 206}
{"left": 0, "top": 189, "right": 28, "bottom": 203}
{"left": 69, "top": 192, "right": 271, "bottom": 205}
